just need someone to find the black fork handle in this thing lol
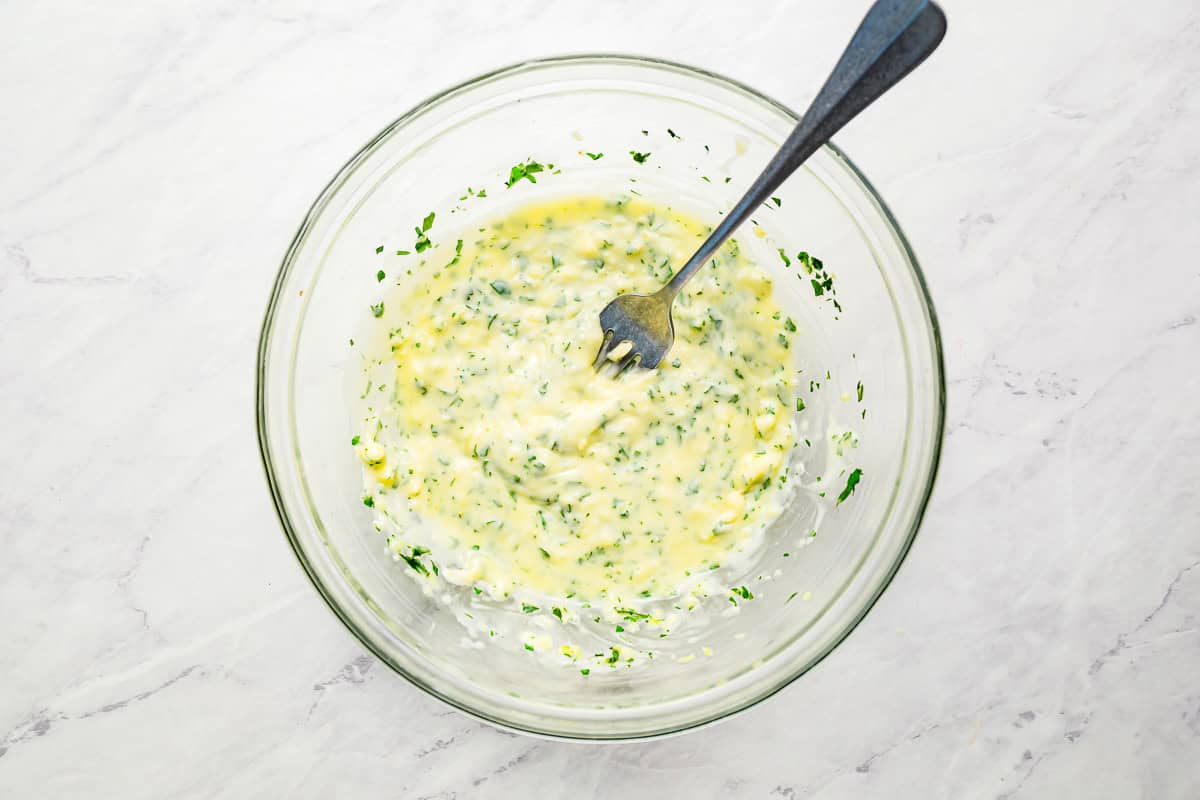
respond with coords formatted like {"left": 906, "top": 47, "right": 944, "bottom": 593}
{"left": 661, "top": 0, "right": 947, "bottom": 300}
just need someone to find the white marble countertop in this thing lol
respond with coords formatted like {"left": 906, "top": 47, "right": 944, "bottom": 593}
{"left": 3, "top": 0, "right": 1199, "bottom": 796}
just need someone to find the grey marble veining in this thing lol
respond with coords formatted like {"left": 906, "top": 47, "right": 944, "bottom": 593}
{"left": 2, "top": 0, "right": 1198, "bottom": 797}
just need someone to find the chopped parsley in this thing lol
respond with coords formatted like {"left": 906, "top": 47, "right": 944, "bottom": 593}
{"left": 399, "top": 547, "right": 430, "bottom": 576}
{"left": 376, "top": 269, "right": 385, "bottom": 282}
{"left": 629, "top": 150, "right": 651, "bottom": 164}
{"left": 798, "top": 251, "right": 839, "bottom": 309}
{"left": 370, "top": 302, "right": 385, "bottom": 318}
{"left": 616, "top": 607, "right": 651, "bottom": 622}
{"left": 585, "top": 152, "right": 604, "bottom": 160}
{"left": 522, "top": 603, "right": 539, "bottom": 614}
{"left": 413, "top": 212, "right": 434, "bottom": 252}
{"left": 505, "top": 159, "right": 545, "bottom": 187}
{"left": 837, "top": 468, "right": 863, "bottom": 504}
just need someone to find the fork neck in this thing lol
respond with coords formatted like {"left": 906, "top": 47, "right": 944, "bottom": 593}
{"left": 660, "top": 187, "right": 763, "bottom": 302}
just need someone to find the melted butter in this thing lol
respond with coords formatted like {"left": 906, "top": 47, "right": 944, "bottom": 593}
{"left": 357, "top": 195, "right": 796, "bottom": 612}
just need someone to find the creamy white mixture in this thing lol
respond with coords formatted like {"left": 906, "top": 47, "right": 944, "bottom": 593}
{"left": 353, "top": 194, "right": 816, "bottom": 668}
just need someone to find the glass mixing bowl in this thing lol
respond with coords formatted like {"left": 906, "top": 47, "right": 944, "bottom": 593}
{"left": 256, "top": 55, "right": 944, "bottom": 740}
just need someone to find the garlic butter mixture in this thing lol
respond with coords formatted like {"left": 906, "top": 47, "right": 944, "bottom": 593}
{"left": 355, "top": 196, "right": 798, "bottom": 650}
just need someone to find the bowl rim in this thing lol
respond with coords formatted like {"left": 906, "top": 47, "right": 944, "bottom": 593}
{"left": 256, "top": 52, "right": 946, "bottom": 741}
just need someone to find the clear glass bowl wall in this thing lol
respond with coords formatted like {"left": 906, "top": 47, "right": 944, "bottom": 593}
{"left": 257, "top": 56, "right": 944, "bottom": 739}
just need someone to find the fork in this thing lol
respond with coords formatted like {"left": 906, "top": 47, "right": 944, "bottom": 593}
{"left": 593, "top": 0, "right": 946, "bottom": 373}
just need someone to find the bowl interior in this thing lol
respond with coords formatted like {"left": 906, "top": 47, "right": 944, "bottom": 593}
{"left": 258, "top": 56, "right": 943, "bottom": 739}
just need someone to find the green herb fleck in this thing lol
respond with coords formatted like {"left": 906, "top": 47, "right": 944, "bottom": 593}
{"left": 350, "top": 435, "right": 360, "bottom": 445}
{"left": 361, "top": 495, "right": 374, "bottom": 507}
{"left": 414, "top": 230, "right": 431, "bottom": 253}
{"left": 399, "top": 549, "right": 429, "bottom": 576}
{"left": 616, "top": 608, "right": 650, "bottom": 622}
{"left": 585, "top": 152, "right": 604, "bottom": 160}
{"left": 370, "top": 302, "right": 385, "bottom": 318}
{"left": 522, "top": 603, "right": 539, "bottom": 614}
{"left": 837, "top": 468, "right": 863, "bottom": 504}
{"left": 629, "top": 150, "right": 651, "bottom": 164}
{"left": 446, "top": 238, "right": 464, "bottom": 267}
{"left": 505, "top": 159, "right": 545, "bottom": 187}
{"left": 376, "top": 270, "right": 385, "bottom": 282}
{"left": 374, "top": 245, "right": 384, "bottom": 254}
{"left": 490, "top": 279, "right": 510, "bottom": 296}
